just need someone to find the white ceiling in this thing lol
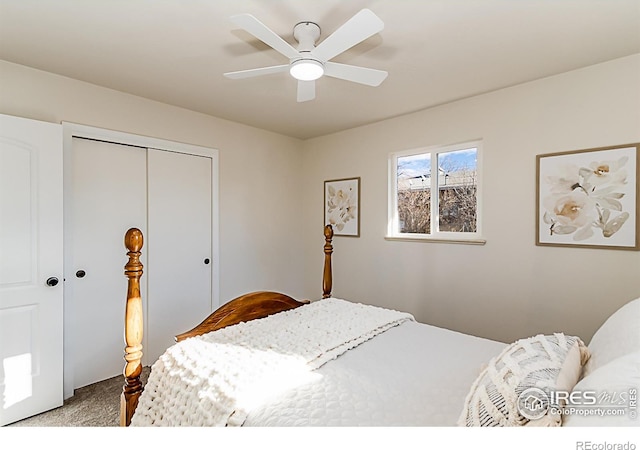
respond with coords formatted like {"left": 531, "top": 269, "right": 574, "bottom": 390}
{"left": 1, "top": 0, "right": 639, "bottom": 140}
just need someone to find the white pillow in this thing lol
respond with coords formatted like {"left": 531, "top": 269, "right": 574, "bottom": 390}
{"left": 584, "top": 298, "right": 640, "bottom": 377}
{"left": 458, "top": 333, "right": 590, "bottom": 427}
{"left": 563, "top": 351, "right": 640, "bottom": 427}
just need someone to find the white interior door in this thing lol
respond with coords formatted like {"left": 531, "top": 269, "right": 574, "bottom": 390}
{"left": 69, "top": 138, "right": 146, "bottom": 389}
{"left": 146, "top": 149, "right": 213, "bottom": 362}
{"left": 0, "top": 114, "right": 63, "bottom": 426}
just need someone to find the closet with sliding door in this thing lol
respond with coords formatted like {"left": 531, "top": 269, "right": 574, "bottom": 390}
{"left": 63, "top": 124, "right": 218, "bottom": 398}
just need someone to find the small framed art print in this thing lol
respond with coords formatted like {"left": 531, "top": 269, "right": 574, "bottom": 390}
{"left": 324, "top": 177, "right": 360, "bottom": 237}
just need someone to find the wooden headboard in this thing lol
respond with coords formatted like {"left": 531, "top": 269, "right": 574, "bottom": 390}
{"left": 120, "top": 225, "right": 334, "bottom": 426}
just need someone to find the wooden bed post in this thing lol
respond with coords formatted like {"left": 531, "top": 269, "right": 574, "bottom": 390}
{"left": 323, "top": 224, "right": 333, "bottom": 298}
{"left": 119, "top": 226, "right": 333, "bottom": 425}
{"left": 121, "top": 228, "right": 144, "bottom": 427}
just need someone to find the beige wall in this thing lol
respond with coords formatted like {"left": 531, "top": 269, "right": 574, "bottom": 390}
{"left": 0, "top": 60, "right": 306, "bottom": 303}
{"left": 3, "top": 54, "right": 639, "bottom": 346}
{"left": 301, "top": 54, "right": 640, "bottom": 344}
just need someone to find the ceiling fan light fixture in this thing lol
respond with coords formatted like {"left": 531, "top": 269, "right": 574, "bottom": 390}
{"left": 290, "top": 59, "right": 324, "bottom": 81}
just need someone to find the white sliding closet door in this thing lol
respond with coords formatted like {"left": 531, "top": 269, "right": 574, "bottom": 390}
{"left": 68, "top": 136, "right": 214, "bottom": 390}
{"left": 146, "top": 149, "right": 212, "bottom": 362}
{"left": 69, "top": 138, "right": 146, "bottom": 389}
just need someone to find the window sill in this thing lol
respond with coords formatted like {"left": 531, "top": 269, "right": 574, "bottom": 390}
{"left": 384, "top": 235, "right": 486, "bottom": 245}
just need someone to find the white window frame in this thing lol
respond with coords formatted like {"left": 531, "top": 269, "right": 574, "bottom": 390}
{"left": 387, "top": 140, "right": 485, "bottom": 244}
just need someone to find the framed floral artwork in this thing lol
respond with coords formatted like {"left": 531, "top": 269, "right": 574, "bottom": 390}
{"left": 324, "top": 177, "right": 360, "bottom": 237}
{"left": 536, "top": 143, "right": 640, "bottom": 250}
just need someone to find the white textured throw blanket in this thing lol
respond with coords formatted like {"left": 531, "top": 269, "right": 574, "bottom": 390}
{"left": 131, "top": 298, "right": 414, "bottom": 426}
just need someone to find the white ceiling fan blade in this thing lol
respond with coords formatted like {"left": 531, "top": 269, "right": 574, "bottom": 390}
{"left": 324, "top": 62, "right": 388, "bottom": 87}
{"left": 311, "top": 9, "right": 384, "bottom": 62}
{"left": 224, "top": 64, "right": 289, "bottom": 79}
{"left": 297, "top": 80, "right": 316, "bottom": 102}
{"left": 230, "top": 13, "right": 300, "bottom": 60}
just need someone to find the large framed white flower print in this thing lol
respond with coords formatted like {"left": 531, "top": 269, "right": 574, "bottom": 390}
{"left": 536, "top": 143, "right": 639, "bottom": 250}
{"left": 324, "top": 177, "right": 360, "bottom": 237}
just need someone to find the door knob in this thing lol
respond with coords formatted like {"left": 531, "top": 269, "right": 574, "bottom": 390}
{"left": 46, "top": 277, "right": 59, "bottom": 287}
{"left": 76, "top": 270, "right": 86, "bottom": 278}
{"left": 204, "top": 258, "right": 210, "bottom": 265}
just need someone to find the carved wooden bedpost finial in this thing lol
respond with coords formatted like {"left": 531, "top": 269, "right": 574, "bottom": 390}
{"left": 323, "top": 224, "right": 334, "bottom": 298}
{"left": 121, "top": 228, "right": 144, "bottom": 427}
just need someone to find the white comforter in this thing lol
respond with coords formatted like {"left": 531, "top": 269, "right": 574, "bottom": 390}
{"left": 245, "top": 320, "right": 506, "bottom": 426}
{"left": 131, "top": 298, "right": 414, "bottom": 426}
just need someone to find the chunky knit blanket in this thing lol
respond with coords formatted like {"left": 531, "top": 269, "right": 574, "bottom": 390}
{"left": 131, "top": 297, "right": 414, "bottom": 426}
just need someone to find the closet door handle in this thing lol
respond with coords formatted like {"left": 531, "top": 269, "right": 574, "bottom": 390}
{"left": 76, "top": 270, "right": 86, "bottom": 278}
{"left": 46, "top": 277, "right": 59, "bottom": 287}
{"left": 204, "top": 258, "right": 210, "bottom": 265}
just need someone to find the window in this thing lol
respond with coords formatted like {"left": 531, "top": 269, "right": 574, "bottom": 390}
{"left": 388, "top": 140, "right": 484, "bottom": 243}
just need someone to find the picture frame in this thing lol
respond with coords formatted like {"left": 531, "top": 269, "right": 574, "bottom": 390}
{"left": 324, "top": 177, "right": 360, "bottom": 237}
{"left": 536, "top": 143, "right": 640, "bottom": 250}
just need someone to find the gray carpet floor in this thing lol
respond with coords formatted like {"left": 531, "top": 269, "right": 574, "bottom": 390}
{"left": 6, "top": 367, "right": 150, "bottom": 427}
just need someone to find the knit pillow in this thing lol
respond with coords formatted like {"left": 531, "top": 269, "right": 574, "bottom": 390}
{"left": 457, "top": 333, "right": 590, "bottom": 427}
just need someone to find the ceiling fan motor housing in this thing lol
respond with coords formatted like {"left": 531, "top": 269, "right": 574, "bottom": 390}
{"left": 290, "top": 21, "right": 324, "bottom": 81}
{"left": 293, "top": 21, "right": 321, "bottom": 53}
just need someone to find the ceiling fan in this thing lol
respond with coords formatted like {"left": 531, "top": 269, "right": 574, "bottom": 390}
{"left": 223, "top": 8, "right": 388, "bottom": 102}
